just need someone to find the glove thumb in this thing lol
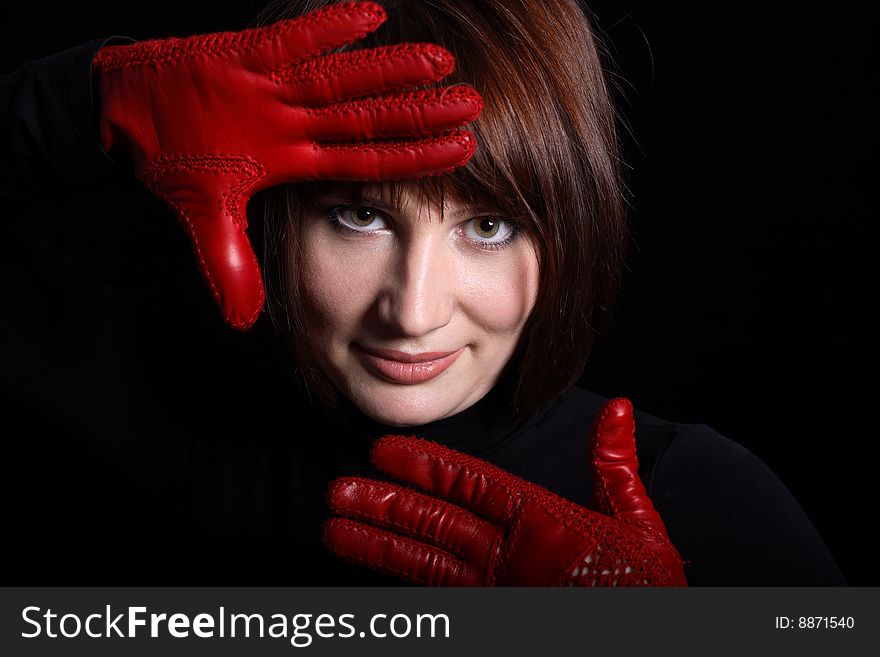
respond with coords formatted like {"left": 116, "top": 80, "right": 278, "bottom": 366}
{"left": 144, "top": 158, "right": 266, "bottom": 330}
{"left": 588, "top": 397, "right": 673, "bottom": 540}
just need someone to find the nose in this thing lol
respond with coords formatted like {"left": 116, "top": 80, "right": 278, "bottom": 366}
{"left": 377, "top": 235, "right": 456, "bottom": 337}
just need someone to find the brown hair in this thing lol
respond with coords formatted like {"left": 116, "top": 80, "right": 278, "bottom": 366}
{"left": 253, "top": 0, "right": 627, "bottom": 419}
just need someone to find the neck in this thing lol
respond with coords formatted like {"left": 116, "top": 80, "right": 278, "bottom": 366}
{"left": 324, "top": 377, "right": 525, "bottom": 453}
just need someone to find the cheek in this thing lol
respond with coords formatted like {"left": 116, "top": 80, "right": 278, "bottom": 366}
{"left": 460, "top": 246, "right": 540, "bottom": 334}
{"left": 299, "top": 231, "right": 381, "bottom": 334}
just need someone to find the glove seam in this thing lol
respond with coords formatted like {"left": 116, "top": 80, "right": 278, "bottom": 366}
{"left": 303, "top": 87, "right": 480, "bottom": 120}
{"left": 144, "top": 153, "right": 265, "bottom": 227}
{"left": 274, "top": 43, "right": 453, "bottom": 87}
{"left": 319, "top": 131, "right": 474, "bottom": 158}
{"left": 325, "top": 519, "right": 468, "bottom": 586}
{"left": 492, "top": 494, "right": 524, "bottom": 585}
{"left": 93, "top": 4, "right": 385, "bottom": 73}
{"left": 591, "top": 400, "right": 620, "bottom": 517}
{"left": 142, "top": 154, "right": 266, "bottom": 329}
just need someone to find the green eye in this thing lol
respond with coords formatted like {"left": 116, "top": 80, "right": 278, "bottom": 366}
{"left": 351, "top": 207, "right": 378, "bottom": 227}
{"left": 329, "top": 205, "right": 389, "bottom": 233}
{"left": 461, "top": 216, "right": 519, "bottom": 250}
{"left": 473, "top": 218, "right": 500, "bottom": 238}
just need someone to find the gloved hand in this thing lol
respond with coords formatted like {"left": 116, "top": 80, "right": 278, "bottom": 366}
{"left": 323, "top": 397, "right": 688, "bottom": 586}
{"left": 91, "top": 1, "right": 482, "bottom": 329}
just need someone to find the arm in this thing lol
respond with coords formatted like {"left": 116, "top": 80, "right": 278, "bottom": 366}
{"left": 0, "top": 37, "right": 133, "bottom": 199}
{"left": 650, "top": 424, "right": 847, "bottom": 585}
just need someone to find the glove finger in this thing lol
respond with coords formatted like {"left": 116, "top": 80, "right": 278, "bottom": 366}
{"left": 370, "top": 435, "right": 534, "bottom": 526}
{"left": 589, "top": 397, "right": 673, "bottom": 539}
{"left": 323, "top": 517, "right": 483, "bottom": 586}
{"left": 328, "top": 476, "right": 503, "bottom": 571}
{"left": 145, "top": 162, "right": 265, "bottom": 331}
{"left": 307, "top": 86, "right": 483, "bottom": 141}
{"left": 306, "top": 131, "right": 476, "bottom": 181}
{"left": 277, "top": 43, "right": 455, "bottom": 107}
{"left": 94, "top": 4, "right": 388, "bottom": 74}
{"left": 244, "top": 2, "right": 388, "bottom": 69}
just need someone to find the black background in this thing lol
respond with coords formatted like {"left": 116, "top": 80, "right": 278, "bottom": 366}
{"left": 1, "top": 1, "right": 873, "bottom": 584}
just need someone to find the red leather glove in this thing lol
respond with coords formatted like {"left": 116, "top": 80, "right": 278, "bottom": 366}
{"left": 91, "top": 1, "right": 482, "bottom": 329}
{"left": 323, "top": 397, "right": 688, "bottom": 586}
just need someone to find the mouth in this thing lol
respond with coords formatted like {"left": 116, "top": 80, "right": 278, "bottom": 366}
{"left": 353, "top": 343, "right": 466, "bottom": 385}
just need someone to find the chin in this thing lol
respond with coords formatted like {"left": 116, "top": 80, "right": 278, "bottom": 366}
{"left": 355, "top": 389, "right": 455, "bottom": 428}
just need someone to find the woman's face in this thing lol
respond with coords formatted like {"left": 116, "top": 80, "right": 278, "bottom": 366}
{"left": 298, "top": 182, "right": 540, "bottom": 427}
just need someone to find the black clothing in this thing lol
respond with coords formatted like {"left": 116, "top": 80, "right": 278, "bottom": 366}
{"left": 1, "top": 39, "right": 846, "bottom": 585}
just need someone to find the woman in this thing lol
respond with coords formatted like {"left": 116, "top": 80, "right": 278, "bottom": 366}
{"left": 1, "top": 1, "right": 845, "bottom": 584}
{"left": 251, "top": 0, "right": 845, "bottom": 585}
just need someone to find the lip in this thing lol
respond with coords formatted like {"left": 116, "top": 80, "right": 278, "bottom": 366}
{"left": 353, "top": 344, "right": 466, "bottom": 385}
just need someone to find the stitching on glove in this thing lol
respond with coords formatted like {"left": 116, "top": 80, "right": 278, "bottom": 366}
{"left": 326, "top": 523, "right": 425, "bottom": 583}
{"left": 325, "top": 520, "right": 466, "bottom": 586}
{"left": 493, "top": 494, "right": 525, "bottom": 584}
{"left": 273, "top": 43, "right": 452, "bottom": 87}
{"left": 153, "top": 192, "right": 222, "bottom": 307}
{"left": 561, "top": 553, "right": 672, "bottom": 587}
{"left": 319, "top": 132, "right": 475, "bottom": 179}
{"left": 484, "top": 530, "right": 506, "bottom": 586}
{"left": 320, "top": 132, "right": 474, "bottom": 152}
{"left": 616, "top": 515, "right": 682, "bottom": 561}
{"left": 93, "top": 4, "right": 385, "bottom": 72}
{"left": 591, "top": 401, "right": 618, "bottom": 517}
{"left": 304, "top": 87, "right": 481, "bottom": 121}
{"left": 144, "top": 153, "right": 265, "bottom": 228}
{"left": 559, "top": 544, "right": 653, "bottom": 587}
{"left": 142, "top": 154, "right": 266, "bottom": 328}
{"left": 555, "top": 523, "right": 678, "bottom": 587}
{"left": 157, "top": 189, "right": 267, "bottom": 330}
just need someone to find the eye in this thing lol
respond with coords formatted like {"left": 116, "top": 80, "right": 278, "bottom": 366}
{"left": 329, "top": 205, "right": 389, "bottom": 233}
{"left": 461, "top": 216, "right": 518, "bottom": 249}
